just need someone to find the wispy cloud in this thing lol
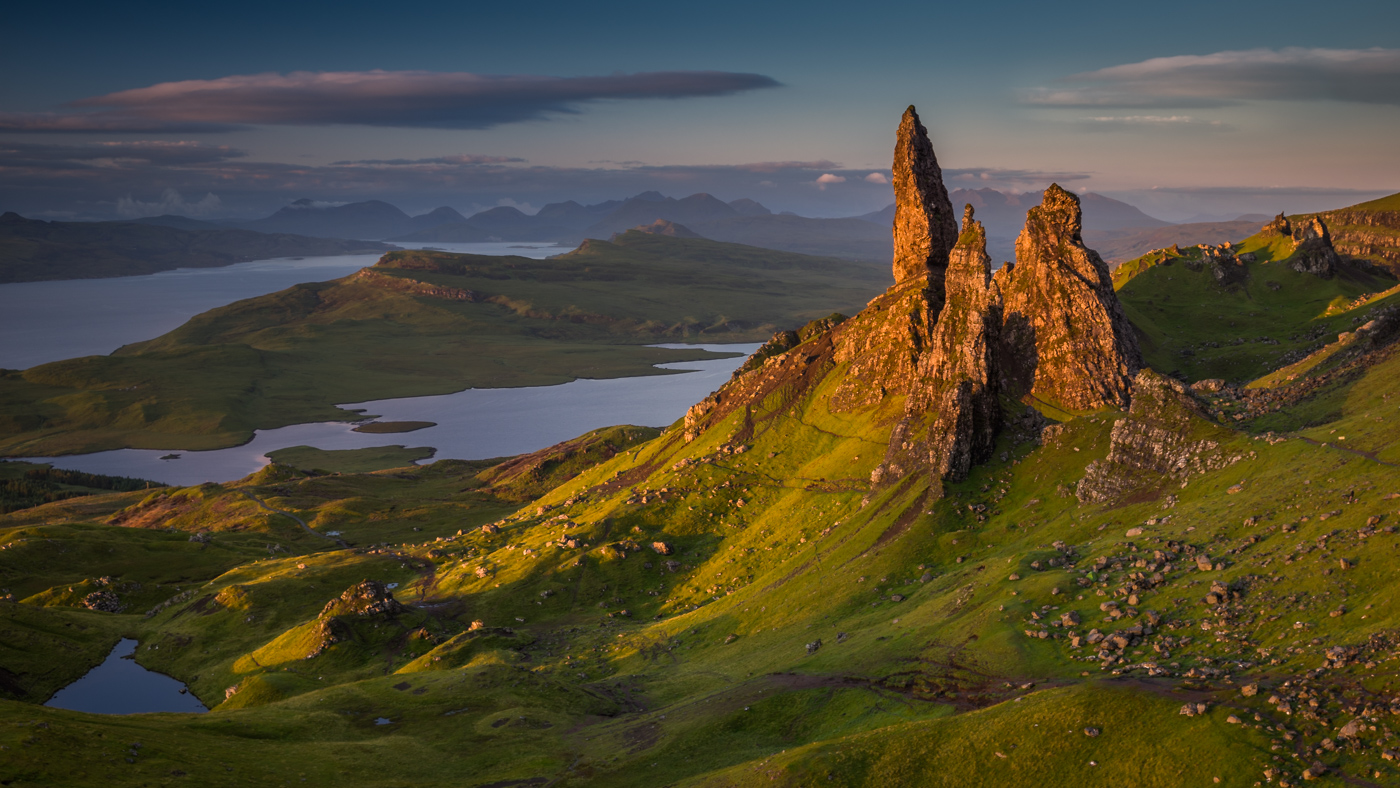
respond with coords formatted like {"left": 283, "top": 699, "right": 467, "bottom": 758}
{"left": 944, "top": 167, "right": 1092, "bottom": 192}
{"left": 863, "top": 172, "right": 888, "bottom": 184}
{"left": 0, "top": 70, "right": 783, "bottom": 133}
{"left": 1024, "top": 47, "right": 1400, "bottom": 108}
{"left": 1080, "top": 115, "right": 1232, "bottom": 131}
{"left": 815, "top": 173, "right": 846, "bottom": 189}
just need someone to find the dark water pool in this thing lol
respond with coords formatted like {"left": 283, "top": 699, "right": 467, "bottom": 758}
{"left": 44, "top": 638, "right": 207, "bottom": 715}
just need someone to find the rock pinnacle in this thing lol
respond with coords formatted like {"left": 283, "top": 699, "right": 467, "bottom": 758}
{"left": 891, "top": 106, "right": 958, "bottom": 285}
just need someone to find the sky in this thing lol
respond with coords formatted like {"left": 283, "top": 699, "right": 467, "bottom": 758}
{"left": 2, "top": 0, "right": 1398, "bottom": 223}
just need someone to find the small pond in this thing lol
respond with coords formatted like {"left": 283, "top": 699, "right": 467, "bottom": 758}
{"left": 44, "top": 638, "right": 208, "bottom": 715}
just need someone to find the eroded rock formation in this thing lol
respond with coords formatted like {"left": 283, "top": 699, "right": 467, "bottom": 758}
{"left": 876, "top": 206, "right": 1002, "bottom": 485}
{"left": 683, "top": 109, "right": 1144, "bottom": 494}
{"left": 995, "top": 184, "right": 1142, "bottom": 410}
{"left": 1289, "top": 215, "right": 1340, "bottom": 278}
{"left": 1076, "top": 370, "right": 1223, "bottom": 504}
{"left": 891, "top": 106, "right": 958, "bottom": 286}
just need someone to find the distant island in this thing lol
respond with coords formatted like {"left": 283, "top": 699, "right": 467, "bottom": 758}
{"left": 0, "top": 213, "right": 396, "bottom": 284}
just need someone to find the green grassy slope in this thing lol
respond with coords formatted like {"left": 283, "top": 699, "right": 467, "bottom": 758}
{"left": 3, "top": 296, "right": 1400, "bottom": 785}
{"left": 0, "top": 233, "right": 889, "bottom": 457}
{"left": 8, "top": 224, "right": 1400, "bottom": 785}
{"left": 1114, "top": 241, "right": 1398, "bottom": 383}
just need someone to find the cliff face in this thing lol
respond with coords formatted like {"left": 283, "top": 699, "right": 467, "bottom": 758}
{"left": 891, "top": 106, "right": 958, "bottom": 286}
{"left": 995, "top": 185, "right": 1142, "bottom": 410}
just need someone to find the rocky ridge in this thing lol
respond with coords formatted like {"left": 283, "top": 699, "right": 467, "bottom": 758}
{"left": 876, "top": 206, "right": 1002, "bottom": 486}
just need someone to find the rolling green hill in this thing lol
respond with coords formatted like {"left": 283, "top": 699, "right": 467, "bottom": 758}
{"left": 0, "top": 232, "right": 890, "bottom": 457}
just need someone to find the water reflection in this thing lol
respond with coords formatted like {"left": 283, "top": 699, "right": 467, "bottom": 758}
{"left": 45, "top": 638, "right": 207, "bottom": 715}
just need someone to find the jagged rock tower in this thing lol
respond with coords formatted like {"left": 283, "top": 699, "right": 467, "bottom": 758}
{"left": 877, "top": 206, "right": 1003, "bottom": 486}
{"left": 891, "top": 106, "right": 959, "bottom": 286}
{"left": 994, "top": 184, "right": 1142, "bottom": 410}
{"left": 685, "top": 107, "right": 1144, "bottom": 498}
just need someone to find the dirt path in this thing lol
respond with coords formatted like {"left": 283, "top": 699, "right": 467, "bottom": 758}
{"left": 238, "top": 490, "right": 346, "bottom": 547}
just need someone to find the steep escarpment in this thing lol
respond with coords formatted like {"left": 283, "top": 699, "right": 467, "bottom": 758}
{"left": 996, "top": 184, "right": 1142, "bottom": 410}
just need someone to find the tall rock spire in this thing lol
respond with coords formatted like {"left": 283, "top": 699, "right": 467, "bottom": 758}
{"left": 876, "top": 205, "right": 1003, "bottom": 489}
{"left": 891, "top": 106, "right": 958, "bottom": 285}
{"left": 995, "top": 184, "right": 1141, "bottom": 410}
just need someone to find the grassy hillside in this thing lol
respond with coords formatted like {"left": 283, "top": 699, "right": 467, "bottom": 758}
{"left": 0, "top": 233, "right": 890, "bottom": 457}
{"left": 4, "top": 242, "right": 1400, "bottom": 786}
{"left": 0, "top": 213, "right": 394, "bottom": 283}
{"left": 1114, "top": 243, "right": 1398, "bottom": 382}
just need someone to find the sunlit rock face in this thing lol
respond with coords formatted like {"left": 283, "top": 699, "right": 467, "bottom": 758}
{"left": 891, "top": 105, "right": 958, "bottom": 287}
{"left": 995, "top": 184, "right": 1142, "bottom": 411}
{"left": 877, "top": 206, "right": 1002, "bottom": 487}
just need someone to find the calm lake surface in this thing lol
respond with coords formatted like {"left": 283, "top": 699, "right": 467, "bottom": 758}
{"left": 22, "top": 344, "right": 758, "bottom": 486}
{"left": 45, "top": 638, "right": 207, "bottom": 715}
{"left": 0, "top": 242, "right": 572, "bottom": 370}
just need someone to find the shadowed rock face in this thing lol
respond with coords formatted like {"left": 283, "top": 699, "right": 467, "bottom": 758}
{"left": 891, "top": 106, "right": 958, "bottom": 286}
{"left": 1290, "top": 215, "right": 1340, "bottom": 278}
{"left": 995, "top": 184, "right": 1142, "bottom": 410}
{"left": 877, "top": 206, "right": 1002, "bottom": 487}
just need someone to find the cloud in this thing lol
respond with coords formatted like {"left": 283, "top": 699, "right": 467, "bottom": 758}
{"left": 815, "top": 173, "right": 846, "bottom": 190}
{"left": 1024, "top": 47, "right": 1400, "bottom": 108}
{"left": 1080, "top": 115, "right": 1231, "bottom": 131}
{"left": 115, "top": 188, "right": 222, "bottom": 218}
{"left": 864, "top": 172, "right": 888, "bottom": 184}
{"left": 944, "top": 167, "right": 1092, "bottom": 192}
{"left": 0, "top": 70, "right": 782, "bottom": 133}
{"left": 0, "top": 140, "right": 245, "bottom": 167}
{"left": 331, "top": 154, "right": 526, "bottom": 166}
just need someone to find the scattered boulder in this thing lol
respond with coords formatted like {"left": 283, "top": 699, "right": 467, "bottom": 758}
{"left": 650, "top": 541, "right": 673, "bottom": 556}
{"left": 82, "top": 590, "right": 121, "bottom": 613}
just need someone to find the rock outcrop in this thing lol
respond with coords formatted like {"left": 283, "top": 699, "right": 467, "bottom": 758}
{"left": 995, "top": 185, "right": 1142, "bottom": 410}
{"left": 684, "top": 109, "right": 1145, "bottom": 495}
{"left": 320, "top": 580, "right": 404, "bottom": 618}
{"left": 1289, "top": 215, "right": 1340, "bottom": 278}
{"left": 876, "top": 206, "right": 1002, "bottom": 486}
{"left": 1076, "top": 370, "right": 1223, "bottom": 504}
{"left": 1261, "top": 213, "right": 1292, "bottom": 237}
{"left": 891, "top": 106, "right": 958, "bottom": 286}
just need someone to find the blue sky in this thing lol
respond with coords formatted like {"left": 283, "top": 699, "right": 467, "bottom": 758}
{"left": 3, "top": 0, "right": 1398, "bottom": 221}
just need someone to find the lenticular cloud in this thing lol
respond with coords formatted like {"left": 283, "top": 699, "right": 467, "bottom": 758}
{"left": 0, "top": 70, "right": 782, "bottom": 133}
{"left": 1024, "top": 47, "right": 1400, "bottom": 108}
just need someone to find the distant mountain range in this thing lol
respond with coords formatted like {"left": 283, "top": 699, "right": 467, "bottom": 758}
{"left": 100, "top": 188, "right": 1271, "bottom": 267}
